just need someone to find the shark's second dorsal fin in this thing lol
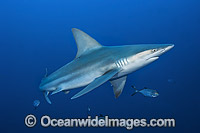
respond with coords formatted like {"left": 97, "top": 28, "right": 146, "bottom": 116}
{"left": 72, "top": 28, "right": 102, "bottom": 58}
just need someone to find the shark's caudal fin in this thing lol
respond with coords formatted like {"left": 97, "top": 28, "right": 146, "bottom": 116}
{"left": 71, "top": 69, "right": 120, "bottom": 99}
{"left": 51, "top": 87, "right": 63, "bottom": 95}
{"left": 72, "top": 28, "right": 102, "bottom": 58}
{"left": 110, "top": 76, "right": 127, "bottom": 98}
{"left": 43, "top": 91, "right": 51, "bottom": 104}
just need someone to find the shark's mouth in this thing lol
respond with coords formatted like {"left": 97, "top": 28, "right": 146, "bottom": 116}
{"left": 146, "top": 56, "right": 159, "bottom": 61}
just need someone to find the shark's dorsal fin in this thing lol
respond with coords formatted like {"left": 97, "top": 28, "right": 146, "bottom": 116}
{"left": 72, "top": 28, "right": 102, "bottom": 58}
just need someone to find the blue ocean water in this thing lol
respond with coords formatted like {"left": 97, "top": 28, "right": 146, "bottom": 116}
{"left": 0, "top": 0, "right": 200, "bottom": 132}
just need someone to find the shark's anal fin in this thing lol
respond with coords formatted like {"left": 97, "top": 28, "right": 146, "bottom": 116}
{"left": 110, "top": 76, "right": 127, "bottom": 98}
{"left": 72, "top": 28, "right": 102, "bottom": 58}
{"left": 71, "top": 69, "right": 120, "bottom": 99}
{"left": 43, "top": 91, "right": 51, "bottom": 104}
{"left": 64, "top": 90, "right": 70, "bottom": 94}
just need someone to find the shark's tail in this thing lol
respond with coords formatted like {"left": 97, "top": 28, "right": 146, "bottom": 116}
{"left": 44, "top": 68, "right": 48, "bottom": 77}
{"left": 43, "top": 91, "right": 52, "bottom": 104}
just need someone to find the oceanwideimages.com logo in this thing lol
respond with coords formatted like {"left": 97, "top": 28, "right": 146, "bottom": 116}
{"left": 25, "top": 114, "right": 175, "bottom": 129}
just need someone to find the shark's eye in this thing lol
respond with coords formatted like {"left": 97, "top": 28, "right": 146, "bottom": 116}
{"left": 152, "top": 49, "right": 158, "bottom": 52}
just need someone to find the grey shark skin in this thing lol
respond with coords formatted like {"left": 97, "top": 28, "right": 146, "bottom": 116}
{"left": 39, "top": 28, "right": 174, "bottom": 104}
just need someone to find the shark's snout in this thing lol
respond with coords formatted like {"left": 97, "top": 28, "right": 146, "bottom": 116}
{"left": 144, "top": 44, "right": 174, "bottom": 61}
{"left": 156, "top": 44, "right": 174, "bottom": 57}
{"left": 164, "top": 44, "right": 174, "bottom": 52}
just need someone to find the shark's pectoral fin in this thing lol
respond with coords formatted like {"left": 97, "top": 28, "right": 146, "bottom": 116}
{"left": 71, "top": 69, "right": 120, "bottom": 99}
{"left": 43, "top": 91, "right": 51, "bottom": 104}
{"left": 110, "top": 76, "right": 127, "bottom": 98}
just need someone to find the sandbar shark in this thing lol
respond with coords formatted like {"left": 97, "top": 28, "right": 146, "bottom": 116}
{"left": 39, "top": 28, "right": 174, "bottom": 104}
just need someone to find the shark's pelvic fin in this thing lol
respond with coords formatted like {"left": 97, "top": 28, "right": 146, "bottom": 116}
{"left": 71, "top": 69, "right": 120, "bottom": 99}
{"left": 72, "top": 28, "right": 102, "bottom": 58}
{"left": 110, "top": 76, "right": 127, "bottom": 98}
{"left": 44, "top": 91, "right": 51, "bottom": 104}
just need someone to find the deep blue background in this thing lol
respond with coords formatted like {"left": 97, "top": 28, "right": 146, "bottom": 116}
{"left": 0, "top": 0, "right": 200, "bottom": 132}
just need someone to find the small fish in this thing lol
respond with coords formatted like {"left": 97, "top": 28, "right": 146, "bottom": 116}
{"left": 131, "top": 86, "right": 159, "bottom": 98}
{"left": 33, "top": 100, "right": 40, "bottom": 109}
{"left": 88, "top": 107, "right": 91, "bottom": 112}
